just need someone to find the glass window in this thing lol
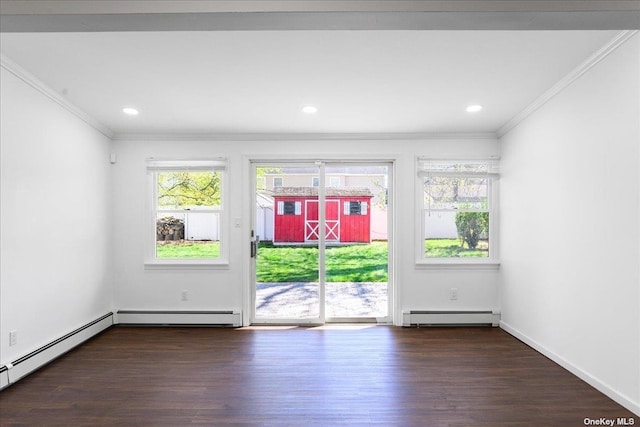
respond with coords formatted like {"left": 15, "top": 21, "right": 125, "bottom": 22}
{"left": 418, "top": 160, "right": 498, "bottom": 262}
{"left": 147, "top": 160, "right": 226, "bottom": 264}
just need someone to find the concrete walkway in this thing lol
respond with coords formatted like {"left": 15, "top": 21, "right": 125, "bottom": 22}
{"left": 255, "top": 282, "right": 388, "bottom": 319}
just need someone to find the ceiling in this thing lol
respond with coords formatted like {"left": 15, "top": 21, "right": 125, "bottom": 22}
{"left": 0, "top": 2, "right": 635, "bottom": 137}
{"left": 0, "top": 30, "right": 621, "bottom": 136}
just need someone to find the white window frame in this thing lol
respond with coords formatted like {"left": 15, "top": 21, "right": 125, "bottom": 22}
{"left": 416, "top": 158, "right": 500, "bottom": 269}
{"left": 311, "top": 176, "right": 320, "bottom": 187}
{"left": 145, "top": 159, "right": 229, "bottom": 268}
{"left": 343, "top": 200, "right": 367, "bottom": 216}
{"left": 328, "top": 176, "right": 340, "bottom": 187}
{"left": 273, "top": 177, "right": 283, "bottom": 187}
{"left": 277, "top": 201, "right": 301, "bottom": 216}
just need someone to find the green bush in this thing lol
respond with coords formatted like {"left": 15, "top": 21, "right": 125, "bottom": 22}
{"left": 454, "top": 212, "right": 488, "bottom": 249}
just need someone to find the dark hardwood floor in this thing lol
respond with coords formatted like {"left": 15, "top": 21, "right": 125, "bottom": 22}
{"left": 0, "top": 326, "right": 635, "bottom": 426}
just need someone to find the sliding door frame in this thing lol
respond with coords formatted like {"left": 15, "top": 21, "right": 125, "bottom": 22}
{"left": 245, "top": 156, "right": 395, "bottom": 326}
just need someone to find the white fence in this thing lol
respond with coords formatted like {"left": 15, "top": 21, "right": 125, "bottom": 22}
{"left": 424, "top": 211, "right": 460, "bottom": 239}
{"left": 167, "top": 206, "right": 457, "bottom": 243}
{"left": 158, "top": 209, "right": 220, "bottom": 241}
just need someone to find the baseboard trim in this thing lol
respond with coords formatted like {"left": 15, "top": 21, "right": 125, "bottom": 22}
{"left": 500, "top": 320, "right": 640, "bottom": 416}
{"left": 1, "top": 312, "right": 113, "bottom": 390}
{"left": 116, "top": 310, "right": 242, "bottom": 327}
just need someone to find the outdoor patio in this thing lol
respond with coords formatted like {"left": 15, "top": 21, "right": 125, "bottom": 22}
{"left": 255, "top": 281, "right": 388, "bottom": 319}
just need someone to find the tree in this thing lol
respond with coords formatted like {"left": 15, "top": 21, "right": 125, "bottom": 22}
{"left": 256, "top": 167, "right": 283, "bottom": 192}
{"left": 455, "top": 212, "right": 488, "bottom": 249}
{"left": 158, "top": 171, "right": 221, "bottom": 207}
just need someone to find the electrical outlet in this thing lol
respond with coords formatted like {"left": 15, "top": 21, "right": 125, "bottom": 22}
{"left": 9, "top": 330, "right": 17, "bottom": 346}
{"left": 450, "top": 288, "right": 458, "bottom": 301}
{"left": 181, "top": 290, "right": 188, "bottom": 302}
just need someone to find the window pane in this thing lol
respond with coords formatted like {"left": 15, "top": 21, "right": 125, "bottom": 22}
{"left": 155, "top": 170, "right": 222, "bottom": 261}
{"left": 283, "top": 201, "right": 296, "bottom": 215}
{"left": 424, "top": 176, "right": 488, "bottom": 210}
{"left": 424, "top": 211, "right": 489, "bottom": 258}
{"left": 157, "top": 171, "right": 221, "bottom": 209}
{"left": 156, "top": 212, "right": 220, "bottom": 259}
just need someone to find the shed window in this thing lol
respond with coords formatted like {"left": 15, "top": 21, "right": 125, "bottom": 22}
{"left": 344, "top": 201, "right": 367, "bottom": 215}
{"left": 278, "top": 201, "right": 301, "bottom": 215}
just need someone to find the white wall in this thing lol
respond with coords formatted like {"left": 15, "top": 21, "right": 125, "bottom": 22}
{"left": 0, "top": 67, "right": 113, "bottom": 364}
{"left": 112, "top": 137, "right": 500, "bottom": 324}
{"left": 499, "top": 34, "right": 640, "bottom": 413}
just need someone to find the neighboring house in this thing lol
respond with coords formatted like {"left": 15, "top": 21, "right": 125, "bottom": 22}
{"left": 272, "top": 187, "right": 373, "bottom": 244}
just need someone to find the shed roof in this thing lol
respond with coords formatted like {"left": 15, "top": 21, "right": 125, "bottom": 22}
{"left": 273, "top": 186, "right": 373, "bottom": 197}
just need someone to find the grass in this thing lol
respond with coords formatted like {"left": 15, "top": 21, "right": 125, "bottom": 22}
{"left": 156, "top": 241, "right": 220, "bottom": 259}
{"left": 155, "top": 240, "right": 388, "bottom": 282}
{"left": 257, "top": 241, "right": 388, "bottom": 283}
{"left": 424, "top": 238, "right": 488, "bottom": 258}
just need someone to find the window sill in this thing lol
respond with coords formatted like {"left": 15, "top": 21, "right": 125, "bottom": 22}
{"left": 144, "top": 260, "right": 230, "bottom": 270}
{"left": 415, "top": 260, "right": 501, "bottom": 271}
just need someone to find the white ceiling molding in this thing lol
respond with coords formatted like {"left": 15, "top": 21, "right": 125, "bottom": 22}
{"left": 111, "top": 132, "right": 498, "bottom": 143}
{"left": 1, "top": 54, "right": 115, "bottom": 139}
{"left": 497, "top": 30, "right": 639, "bottom": 138}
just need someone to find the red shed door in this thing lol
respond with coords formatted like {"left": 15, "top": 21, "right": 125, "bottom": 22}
{"left": 305, "top": 199, "right": 340, "bottom": 242}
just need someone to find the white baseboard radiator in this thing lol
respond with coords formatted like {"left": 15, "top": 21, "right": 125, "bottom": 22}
{"left": 0, "top": 312, "right": 113, "bottom": 390}
{"left": 403, "top": 310, "right": 500, "bottom": 327}
{"left": 116, "top": 310, "right": 242, "bottom": 327}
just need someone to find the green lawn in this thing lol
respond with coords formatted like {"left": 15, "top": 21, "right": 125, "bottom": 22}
{"left": 257, "top": 241, "right": 388, "bottom": 283}
{"left": 155, "top": 240, "right": 388, "bottom": 282}
{"left": 425, "top": 238, "right": 488, "bottom": 258}
{"left": 156, "top": 241, "right": 220, "bottom": 259}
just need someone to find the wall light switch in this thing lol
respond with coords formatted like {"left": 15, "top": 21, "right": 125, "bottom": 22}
{"left": 450, "top": 288, "right": 458, "bottom": 300}
{"left": 9, "top": 330, "right": 17, "bottom": 346}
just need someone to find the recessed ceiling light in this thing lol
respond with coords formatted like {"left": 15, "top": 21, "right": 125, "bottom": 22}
{"left": 466, "top": 105, "right": 483, "bottom": 113}
{"left": 122, "top": 107, "right": 139, "bottom": 116}
{"left": 302, "top": 105, "right": 318, "bottom": 114}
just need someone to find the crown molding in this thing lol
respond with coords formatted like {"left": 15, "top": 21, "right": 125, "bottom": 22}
{"left": 111, "top": 132, "right": 498, "bottom": 142}
{"left": 0, "top": 53, "right": 114, "bottom": 139}
{"left": 497, "top": 30, "right": 639, "bottom": 138}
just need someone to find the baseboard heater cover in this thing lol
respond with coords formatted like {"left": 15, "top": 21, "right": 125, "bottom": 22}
{"left": 1, "top": 312, "right": 113, "bottom": 390}
{"left": 0, "top": 366, "right": 8, "bottom": 389}
{"left": 116, "top": 310, "right": 242, "bottom": 327}
{"left": 403, "top": 310, "right": 500, "bottom": 327}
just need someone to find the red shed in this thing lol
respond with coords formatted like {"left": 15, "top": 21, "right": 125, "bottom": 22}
{"left": 273, "top": 187, "right": 373, "bottom": 244}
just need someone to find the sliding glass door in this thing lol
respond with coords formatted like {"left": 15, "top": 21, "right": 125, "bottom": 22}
{"left": 324, "top": 164, "right": 389, "bottom": 321}
{"left": 251, "top": 161, "right": 391, "bottom": 324}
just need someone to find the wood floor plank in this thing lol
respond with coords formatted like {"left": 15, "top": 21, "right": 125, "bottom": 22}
{"left": 0, "top": 326, "right": 635, "bottom": 426}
